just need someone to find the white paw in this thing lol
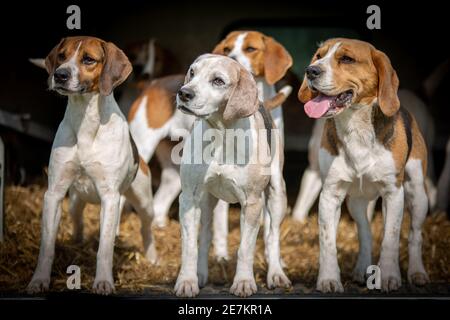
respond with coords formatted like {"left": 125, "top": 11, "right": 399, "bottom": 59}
{"left": 280, "top": 85, "right": 293, "bottom": 97}
{"left": 174, "top": 276, "right": 199, "bottom": 297}
{"left": 267, "top": 270, "right": 291, "bottom": 289}
{"left": 380, "top": 263, "right": 401, "bottom": 292}
{"left": 408, "top": 272, "right": 429, "bottom": 286}
{"left": 27, "top": 278, "right": 50, "bottom": 294}
{"left": 230, "top": 278, "right": 257, "bottom": 297}
{"left": 316, "top": 279, "right": 344, "bottom": 293}
{"left": 92, "top": 280, "right": 115, "bottom": 295}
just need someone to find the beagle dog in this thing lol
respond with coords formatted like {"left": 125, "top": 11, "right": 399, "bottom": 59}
{"left": 212, "top": 30, "right": 292, "bottom": 261}
{"left": 299, "top": 38, "right": 429, "bottom": 292}
{"left": 27, "top": 36, "right": 157, "bottom": 295}
{"left": 127, "top": 75, "right": 196, "bottom": 227}
{"left": 174, "top": 54, "right": 290, "bottom": 297}
{"left": 293, "top": 89, "right": 437, "bottom": 222}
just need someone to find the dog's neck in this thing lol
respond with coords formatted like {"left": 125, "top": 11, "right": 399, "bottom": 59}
{"left": 65, "top": 92, "right": 119, "bottom": 147}
{"left": 334, "top": 103, "right": 377, "bottom": 175}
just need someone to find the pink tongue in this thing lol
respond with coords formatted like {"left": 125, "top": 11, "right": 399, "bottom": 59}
{"left": 304, "top": 94, "right": 333, "bottom": 119}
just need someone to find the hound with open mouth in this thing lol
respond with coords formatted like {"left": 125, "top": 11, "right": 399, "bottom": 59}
{"left": 299, "top": 38, "right": 429, "bottom": 292}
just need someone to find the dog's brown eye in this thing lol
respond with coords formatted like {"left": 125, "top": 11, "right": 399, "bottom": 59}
{"left": 58, "top": 53, "right": 66, "bottom": 61}
{"left": 340, "top": 55, "right": 355, "bottom": 64}
{"left": 212, "top": 77, "right": 225, "bottom": 86}
{"left": 245, "top": 46, "right": 256, "bottom": 53}
{"left": 316, "top": 53, "right": 321, "bottom": 59}
{"left": 223, "top": 47, "right": 231, "bottom": 54}
{"left": 82, "top": 55, "right": 96, "bottom": 65}
{"left": 189, "top": 69, "right": 194, "bottom": 78}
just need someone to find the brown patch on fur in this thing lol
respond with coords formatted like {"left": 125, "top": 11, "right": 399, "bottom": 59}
{"left": 263, "top": 91, "right": 289, "bottom": 110}
{"left": 128, "top": 75, "right": 184, "bottom": 127}
{"left": 139, "top": 157, "right": 150, "bottom": 176}
{"left": 321, "top": 119, "right": 340, "bottom": 156}
{"left": 213, "top": 31, "right": 292, "bottom": 84}
{"left": 409, "top": 115, "right": 428, "bottom": 176}
{"left": 371, "top": 105, "right": 423, "bottom": 187}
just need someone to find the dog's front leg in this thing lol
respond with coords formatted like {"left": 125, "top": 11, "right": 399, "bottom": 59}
{"left": 316, "top": 182, "right": 348, "bottom": 293}
{"left": 175, "top": 191, "right": 202, "bottom": 297}
{"left": 93, "top": 191, "right": 121, "bottom": 295}
{"left": 379, "top": 185, "right": 404, "bottom": 292}
{"left": 230, "top": 197, "right": 264, "bottom": 297}
{"left": 27, "top": 144, "right": 76, "bottom": 293}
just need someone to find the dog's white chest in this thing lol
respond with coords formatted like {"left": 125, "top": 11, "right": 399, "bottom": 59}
{"left": 204, "top": 161, "right": 246, "bottom": 204}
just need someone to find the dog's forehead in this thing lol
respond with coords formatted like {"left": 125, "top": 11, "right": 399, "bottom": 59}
{"left": 60, "top": 36, "right": 104, "bottom": 56}
{"left": 321, "top": 38, "right": 373, "bottom": 56}
{"left": 193, "top": 56, "right": 240, "bottom": 77}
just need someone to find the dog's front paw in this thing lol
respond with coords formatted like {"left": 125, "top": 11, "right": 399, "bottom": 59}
{"left": 92, "top": 280, "right": 115, "bottom": 295}
{"left": 267, "top": 270, "right": 291, "bottom": 289}
{"left": 280, "top": 85, "right": 293, "bottom": 97}
{"left": 380, "top": 263, "right": 401, "bottom": 292}
{"left": 316, "top": 279, "right": 344, "bottom": 293}
{"left": 408, "top": 272, "right": 429, "bottom": 286}
{"left": 27, "top": 278, "right": 50, "bottom": 294}
{"left": 230, "top": 278, "right": 257, "bottom": 297}
{"left": 145, "top": 244, "right": 159, "bottom": 266}
{"left": 174, "top": 276, "right": 200, "bottom": 297}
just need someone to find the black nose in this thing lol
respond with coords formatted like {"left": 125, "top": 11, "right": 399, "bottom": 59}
{"left": 54, "top": 68, "right": 70, "bottom": 84}
{"left": 178, "top": 87, "right": 195, "bottom": 102}
{"left": 305, "top": 65, "right": 322, "bottom": 80}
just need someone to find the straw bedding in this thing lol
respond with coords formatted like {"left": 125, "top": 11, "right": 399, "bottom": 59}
{"left": 1, "top": 185, "right": 449, "bottom": 295}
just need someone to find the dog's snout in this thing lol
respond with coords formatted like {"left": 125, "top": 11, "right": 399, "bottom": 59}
{"left": 305, "top": 65, "right": 322, "bottom": 80}
{"left": 178, "top": 87, "right": 195, "bottom": 102}
{"left": 54, "top": 68, "right": 71, "bottom": 84}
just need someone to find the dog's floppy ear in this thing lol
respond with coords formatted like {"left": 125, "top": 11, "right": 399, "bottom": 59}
{"left": 223, "top": 67, "right": 259, "bottom": 122}
{"left": 45, "top": 38, "right": 65, "bottom": 75}
{"left": 372, "top": 48, "right": 400, "bottom": 117}
{"left": 264, "top": 36, "right": 292, "bottom": 85}
{"left": 99, "top": 42, "right": 133, "bottom": 96}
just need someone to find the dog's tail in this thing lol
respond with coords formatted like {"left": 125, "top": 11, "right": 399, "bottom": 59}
{"left": 29, "top": 58, "right": 46, "bottom": 69}
{"left": 263, "top": 85, "right": 292, "bottom": 111}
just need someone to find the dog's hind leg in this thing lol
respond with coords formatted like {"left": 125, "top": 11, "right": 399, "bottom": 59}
{"left": 153, "top": 142, "right": 181, "bottom": 227}
{"left": 292, "top": 167, "right": 322, "bottom": 222}
{"left": 213, "top": 200, "right": 230, "bottom": 261}
{"left": 69, "top": 189, "right": 86, "bottom": 243}
{"left": 125, "top": 162, "right": 158, "bottom": 265}
{"left": 404, "top": 158, "right": 429, "bottom": 286}
{"left": 264, "top": 173, "right": 291, "bottom": 290}
{"left": 346, "top": 196, "right": 373, "bottom": 284}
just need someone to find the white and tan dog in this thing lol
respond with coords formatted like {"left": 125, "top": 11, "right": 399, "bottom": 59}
{"left": 299, "top": 38, "right": 429, "bottom": 292}
{"left": 174, "top": 54, "right": 290, "bottom": 297}
{"left": 212, "top": 30, "right": 293, "bottom": 260}
{"left": 27, "top": 36, "right": 157, "bottom": 295}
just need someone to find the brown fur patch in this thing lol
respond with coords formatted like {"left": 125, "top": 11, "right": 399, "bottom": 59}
{"left": 409, "top": 115, "right": 428, "bottom": 175}
{"left": 321, "top": 119, "right": 340, "bottom": 156}
{"left": 371, "top": 106, "right": 424, "bottom": 186}
{"left": 139, "top": 157, "right": 150, "bottom": 176}
{"left": 128, "top": 75, "right": 183, "bottom": 128}
{"left": 213, "top": 31, "right": 292, "bottom": 84}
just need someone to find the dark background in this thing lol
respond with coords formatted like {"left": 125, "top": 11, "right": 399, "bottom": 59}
{"left": 0, "top": 0, "right": 448, "bottom": 189}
